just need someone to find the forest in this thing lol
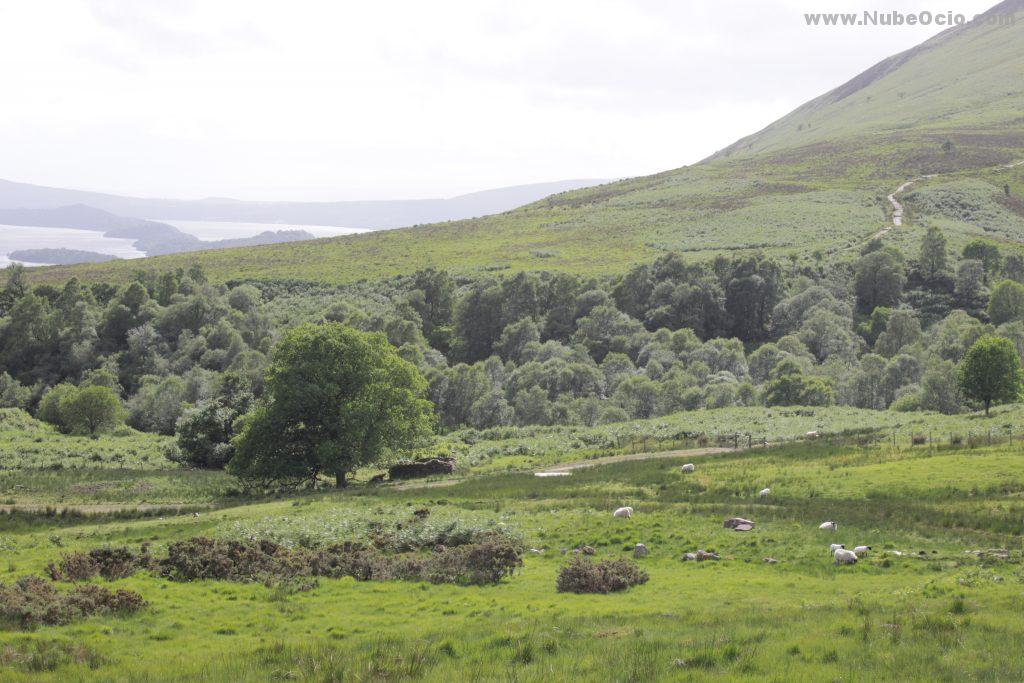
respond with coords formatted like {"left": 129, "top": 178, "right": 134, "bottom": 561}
{"left": 2, "top": 226, "right": 1023, "bottom": 474}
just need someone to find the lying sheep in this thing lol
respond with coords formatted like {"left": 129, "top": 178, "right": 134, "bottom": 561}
{"left": 681, "top": 463, "right": 696, "bottom": 473}
{"left": 854, "top": 545, "right": 872, "bottom": 558}
{"left": 758, "top": 487, "right": 771, "bottom": 498}
{"left": 829, "top": 543, "right": 845, "bottom": 555}
{"left": 683, "top": 550, "right": 720, "bottom": 562}
{"left": 723, "top": 517, "right": 755, "bottom": 530}
{"left": 819, "top": 521, "right": 838, "bottom": 532}
{"left": 833, "top": 548, "right": 858, "bottom": 565}
{"left": 613, "top": 506, "right": 634, "bottom": 519}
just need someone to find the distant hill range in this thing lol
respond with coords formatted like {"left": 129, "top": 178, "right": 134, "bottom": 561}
{"left": 0, "top": 178, "right": 608, "bottom": 230}
{"left": 24, "top": 0, "right": 1024, "bottom": 284}
{"left": 8, "top": 248, "right": 120, "bottom": 266}
{"left": 0, "top": 205, "right": 316, "bottom": 257}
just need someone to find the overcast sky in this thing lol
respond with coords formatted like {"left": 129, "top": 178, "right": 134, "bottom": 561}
{"left": 0, "top": 0, "right": 1000, "bottom": 201}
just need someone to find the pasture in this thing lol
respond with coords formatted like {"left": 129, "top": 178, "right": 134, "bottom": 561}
{"left": 2, "top": 433, "right": 1024, "bottom": 681}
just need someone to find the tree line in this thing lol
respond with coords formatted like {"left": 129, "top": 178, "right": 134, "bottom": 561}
{"left": 0, "top": 226, "right": 1022, "bottom": 477}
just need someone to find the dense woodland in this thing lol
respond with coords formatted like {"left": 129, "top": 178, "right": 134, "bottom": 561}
{"left": 2, "top": 227, "right": 1024, "bottom": 469}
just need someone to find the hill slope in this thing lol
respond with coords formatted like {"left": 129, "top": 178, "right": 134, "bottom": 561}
{"left": 29, "top": 0, "right": 1024, "bottom": 286}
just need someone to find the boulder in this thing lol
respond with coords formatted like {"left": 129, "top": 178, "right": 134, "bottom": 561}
{"left": 633, "top": 543, "right": 649, "bottom": 558}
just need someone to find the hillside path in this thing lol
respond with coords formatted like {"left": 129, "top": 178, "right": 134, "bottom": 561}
{"left": 535, "top": 446, "right": 731, "bottom": 474}
{"left": 388, "top": 446, "right": 734, "bottom": 490}
{"left": 870, "top": 159, "right": 1023, "bottom": 245}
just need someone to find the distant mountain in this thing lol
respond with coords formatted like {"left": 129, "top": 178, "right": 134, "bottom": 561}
{"left": 0, "top": 179, "right": 608, "bottom": 230}
{"left": 0, "top": 205, "right": 315, "bottom": 256}
{"left": 8, "top": 248, "right": 119, "bottom": 265}
{"left": 28, "top": 0, "right": 1024, "bottom": 286}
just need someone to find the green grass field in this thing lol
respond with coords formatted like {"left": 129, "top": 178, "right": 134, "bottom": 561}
{"left": 3, "top": 413, "right": 1024, "bottom": 681}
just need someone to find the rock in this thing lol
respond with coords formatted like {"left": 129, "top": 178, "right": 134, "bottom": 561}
{"left": 733, "top": 523, "right": 754, "bottom": 532}
{"left": 682, "top": 552, "right": 697, "bottom": 561}
{"left": 763, "top": 557, "right": 778, "bottom": 564}
{"left": 529, "top": 548, "right": 544, "bottom": 555}
{"left": 573, "top": 545, "right": 596, "bottom": 556}
{"left": 724, "top": 517, "right": 755, "bottom": 530}
{"left": 634, "top": 543, "right": 649, "bottom": 558}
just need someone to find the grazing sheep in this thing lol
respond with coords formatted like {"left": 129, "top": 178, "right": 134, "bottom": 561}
{"left": 613, "top": 506, "right": 634, "bottom": 519}
{"left": 634, "top": 543, "right": 649, "bottom": 558}
{"left": 758, "top": 488, "right": 771, "bottom": 498}
{"left": 819, "top": 521, "right": 838, "bottom": 532}
{"left": 681, "top": 463, "right": 696, "bottom": 473}
{"left": 854, "top": 545, "right": 872, "bottom": 557}
{"left": 833, "top": 548, "right": 858, "bottom": 565}
{"left": 829, "top": 543, "right": 845, "bottom": 555}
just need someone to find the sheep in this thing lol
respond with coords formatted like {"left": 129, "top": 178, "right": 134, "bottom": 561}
{"left": 758, "top": 487, "right": 771, "bottom": 498}
{"left": 833, "top": 548, "right": 858, "bottom": 565}
{"left": 854, "top": 545, "right": 872, "bottom": 558}
{"left": 806, "top": 431, "right": 820, "bottom": 439}
{"left": 829, "top": 543, "right": 845, "bottom": 555}
{"left": 681, "top": 463, "right": 696, "bottom": 473}
{"left": 613, "top": 506, "right": 634, "bottom": 519}
{"left": 819, "top": 521, "right": 838, "bottom": 532}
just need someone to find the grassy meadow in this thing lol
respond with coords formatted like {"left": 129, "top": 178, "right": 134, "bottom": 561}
{"left": 3, "top": 408, "right": 1024, "bottom": 681}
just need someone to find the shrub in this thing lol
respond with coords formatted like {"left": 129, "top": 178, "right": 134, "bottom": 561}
{"left": 0, "top": 575, "right": 146, "bottom": 629}
{"left": 556, "top": 556, "right": 649, "bottom": 594}
{"left": 47, "top": 546, "right": 153, "bottom": 582}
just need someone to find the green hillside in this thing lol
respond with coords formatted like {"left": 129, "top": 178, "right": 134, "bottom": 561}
{"left": 29, "top": 0, "right": 1024, "bottom": 287}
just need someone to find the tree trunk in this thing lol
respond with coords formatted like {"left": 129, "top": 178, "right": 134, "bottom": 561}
{"left": 336, "top": 471, "right": 347, "bottom": 488}
{"left": 985, "top": 399, "right": 991, "bottom": 417}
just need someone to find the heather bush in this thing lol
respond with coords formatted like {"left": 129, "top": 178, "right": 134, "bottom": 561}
{"left": 47, "top": 545, "right": 154, "bottom": 582}
{"left": 0, "top": 575, "right": 146, "bottom": 629}
{"left": 556, "top": 556, "right": 649, "bottom": 594}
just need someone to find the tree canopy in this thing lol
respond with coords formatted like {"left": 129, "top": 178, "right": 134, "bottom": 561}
{"left": 229, "top": 323, "right": 434, "bottom": 488}
{"left": 957, "top": 335, "right": 1023, "bottom": 415}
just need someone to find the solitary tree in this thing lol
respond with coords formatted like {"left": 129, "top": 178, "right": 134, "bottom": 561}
{"left": 957, "top": 335, "right": 1023, "bottom": 415}
{"left": 60, "top": 386, "right": 125, "bottom": 436}
{"left": 229, "top": 323, "right": 434, "bottom": 488}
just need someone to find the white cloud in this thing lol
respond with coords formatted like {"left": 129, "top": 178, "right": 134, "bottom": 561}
{"left": 0, "top": 0, "right": 1000, "bottom": 200}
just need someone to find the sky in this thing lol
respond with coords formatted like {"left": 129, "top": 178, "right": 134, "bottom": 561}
{"left": 0, "top": 0, "right": 1001, "bottom": 201}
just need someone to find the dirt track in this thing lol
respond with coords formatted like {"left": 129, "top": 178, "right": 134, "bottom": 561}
{"left": 389, "top": 446, "right": 734, "bottom": 490}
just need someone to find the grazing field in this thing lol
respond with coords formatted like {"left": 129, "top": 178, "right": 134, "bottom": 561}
{"left": 3, "top": 430, "right": 1024, "bottom": 681}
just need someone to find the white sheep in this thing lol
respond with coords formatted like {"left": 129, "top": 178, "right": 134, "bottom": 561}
{"left": 819, "top": 521, "right": 838, "bottom": 532}
{"left": 681, "top": 463, "right": 696, "bottom": 473}
{"left": 833, "top": 548, "right": 858, "bottom": 565}
{"left": 829, "top": 543, "right": 845, "bottom": 555}
{"left": 806, "top": 431, "right": 820, "bottom": 439}
{"left": 854, "top": 545, "right": 872, "bottom": 557}
{"left": 758, "top": 487, "right": 771, "bottom": 498}
{"left": 613, "top": 506, "right": 634, "bottom": 519}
